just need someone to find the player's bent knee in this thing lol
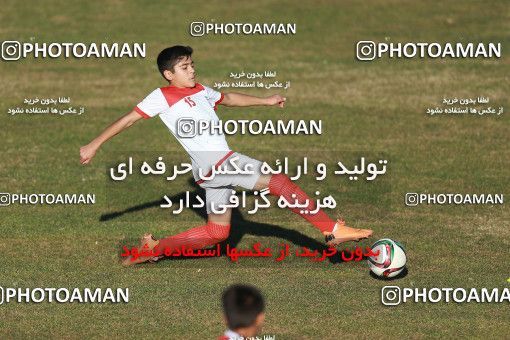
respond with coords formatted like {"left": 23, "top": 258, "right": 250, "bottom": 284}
{"left": 268, "top": 173, "right": 293, "bottom": 195}
{"left": 253, "top": 174, "right": 272, "bottom": 191}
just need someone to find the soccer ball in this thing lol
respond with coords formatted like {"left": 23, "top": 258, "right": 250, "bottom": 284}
{"left": 367, "top": 238, "right": 407, "bottom": 278}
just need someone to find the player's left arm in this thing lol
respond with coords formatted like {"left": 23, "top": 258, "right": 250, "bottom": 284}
{"left": 221, "top": 93, "right": 286, "bottom": 108}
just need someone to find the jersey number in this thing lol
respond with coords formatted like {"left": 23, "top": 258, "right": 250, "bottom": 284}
{"left": 184, "top": 97, "right": 196, "bottom": 108}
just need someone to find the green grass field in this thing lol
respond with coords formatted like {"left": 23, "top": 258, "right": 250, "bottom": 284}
{"left": 0, "top": 0, "right": 509, "bottom": 338}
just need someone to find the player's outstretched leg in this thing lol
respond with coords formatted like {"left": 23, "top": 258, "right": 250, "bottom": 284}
{"left": 122, "top": 221, "right": 231, "bottom": 266}
{"left": 258, "top": 173, "right": 373, "bottom": 245}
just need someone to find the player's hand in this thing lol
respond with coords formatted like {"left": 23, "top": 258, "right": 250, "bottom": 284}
{"left": 80, "top": 143, "right": 98, "bottom": 165}
{"left": 266, "top": 95, "right": 286, "bottom": 108}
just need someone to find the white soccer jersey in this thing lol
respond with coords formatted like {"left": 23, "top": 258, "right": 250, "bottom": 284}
{"left": 134, "top": 83, "right": 232, "bottom": 177}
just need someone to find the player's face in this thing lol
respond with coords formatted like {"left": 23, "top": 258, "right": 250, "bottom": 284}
{"left": 254, "top": 313, "right": 265, "bottom": 334}
{"left": 170, "top": 56, "right": 196, "bottom": 87}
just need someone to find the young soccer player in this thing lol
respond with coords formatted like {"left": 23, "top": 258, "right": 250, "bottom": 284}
{"left": 219, "top": 284, "right": 265, "bottom": 339}
{"left": 79, "top": 45, "right": 373, "bottom": 265}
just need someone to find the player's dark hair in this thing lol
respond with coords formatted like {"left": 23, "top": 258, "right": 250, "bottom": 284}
{"left": 222, "top": 284, "right": 265, "bottom": 330}
{"left": 157, "top": 45, "right": 193, "bottom": 80}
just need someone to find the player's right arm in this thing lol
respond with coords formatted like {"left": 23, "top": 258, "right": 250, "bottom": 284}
{"left": 80, "top": 110, "right": 143, "bottom": 165}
